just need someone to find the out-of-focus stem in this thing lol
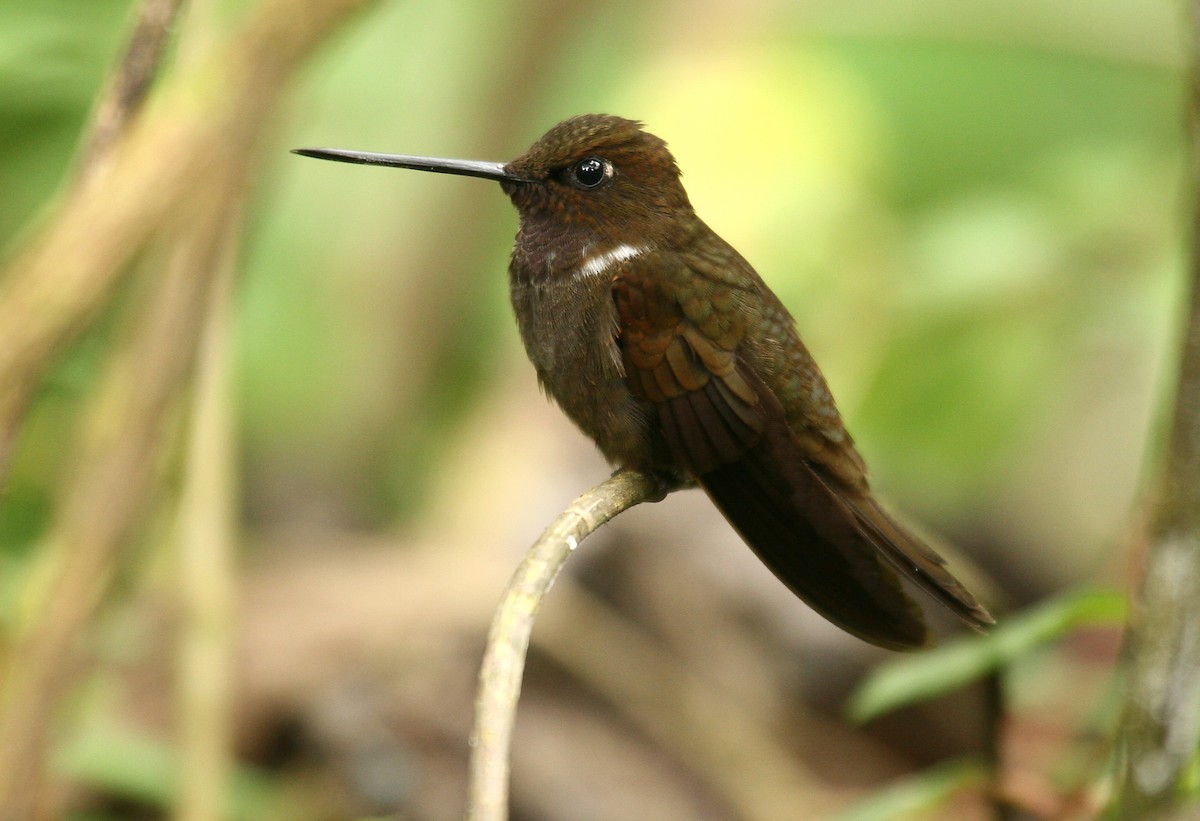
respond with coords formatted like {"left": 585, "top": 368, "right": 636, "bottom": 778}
{"left": 0, "top": 172, "right": 238, "bottom": 819}
{"left": 74, "top": 0, "right": 186, "bottom": 181}
{"left": 0, "top": 0, "right": 377, "bottom": 479}
{"left": 173, "top": 217, "right": 240, "bottom": 821}
{"left": 1110, "top": 2, "right": 1200, "bottom": 816}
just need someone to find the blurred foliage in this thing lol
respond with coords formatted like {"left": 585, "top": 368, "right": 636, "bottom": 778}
{"left": 57, "top": 720, "right": 279, "bottom": 821}
{"left": 0, "top": 0, "right": 136, "bottom": 246}
{"left": 848, "top": 587, "right": 1127, "bottom": 724}
{"left": 0, "top": 0, "right": 1186, "bottom": 818}
{"left": 835, "top": 759, "right": 988, "bottom": 821}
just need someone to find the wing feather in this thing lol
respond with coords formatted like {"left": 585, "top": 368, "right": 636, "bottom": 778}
{"left": 611, "top": 252, "right": 992, "bottom": 649}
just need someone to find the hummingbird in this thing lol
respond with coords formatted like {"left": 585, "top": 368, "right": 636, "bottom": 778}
{"left": 295, "top": 114, "right": 994, "bottom": 650}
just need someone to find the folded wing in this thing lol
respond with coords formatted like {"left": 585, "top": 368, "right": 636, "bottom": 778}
{"left": 613, "top": 255, "right": 992, "bottom": 650}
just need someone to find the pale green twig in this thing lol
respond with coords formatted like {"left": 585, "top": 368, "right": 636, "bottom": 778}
{"left": 174, "top": 217, "right": 240, "bottom": 821}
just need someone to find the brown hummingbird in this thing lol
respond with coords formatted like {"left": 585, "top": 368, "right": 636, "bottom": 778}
{"left": 295, "top": 114, "right": 994, "bottom": 650}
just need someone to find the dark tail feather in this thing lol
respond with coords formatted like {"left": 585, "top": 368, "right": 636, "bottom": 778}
{"left": 700, "top": 440, "right": 931, "bottom": 650}
{"left": 699, "top": 415, "right": 991, "bottom": 650}
{"left": 845, "top": 493, "right": 994, "bottom": 632}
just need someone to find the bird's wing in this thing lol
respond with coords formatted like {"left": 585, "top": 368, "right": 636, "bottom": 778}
{"left": 612, "top": 251, "right": 991, "bottom": 649}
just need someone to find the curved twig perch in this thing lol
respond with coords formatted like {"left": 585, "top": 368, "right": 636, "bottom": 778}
{"left": 466, "top": 469, "right": 661, "bottom": 821}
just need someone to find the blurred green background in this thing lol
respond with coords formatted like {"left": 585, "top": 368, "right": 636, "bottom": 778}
{"left": 0, "top": 0, "right": 1185, "bottom": 818}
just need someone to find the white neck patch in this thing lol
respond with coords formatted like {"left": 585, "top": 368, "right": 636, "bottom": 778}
{"left": 575, "top": 243, "right": 646, "bottom": 279}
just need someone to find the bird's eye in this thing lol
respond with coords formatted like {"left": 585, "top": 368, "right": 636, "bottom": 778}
{"left": 571, "top": 156, "right": 612, "bottom": 189}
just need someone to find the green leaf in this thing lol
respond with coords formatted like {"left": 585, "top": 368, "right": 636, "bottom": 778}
{"left": 848, "top": 587, "right": 1127, "bottom": 723}
{"left": 55, "top": 722, "right": 279, "bottom": 821}
{"left": 1180, "top": 747, "right": 1200, "bottom": 800}
{"left": 833, "top": 758, "right": 987, "bottom": 821}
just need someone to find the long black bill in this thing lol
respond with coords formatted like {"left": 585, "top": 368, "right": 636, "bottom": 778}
{"left": 292, "top": 148, "right": 524, "bottom": 183}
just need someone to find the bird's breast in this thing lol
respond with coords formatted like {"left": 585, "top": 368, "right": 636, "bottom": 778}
{"left": 507, "top": 248, "right": 660, "bottom": 469}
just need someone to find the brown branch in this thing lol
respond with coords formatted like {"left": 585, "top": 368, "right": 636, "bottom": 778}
{"left": 467, "top": 470, "right": 662, "bottom": 821}
{"left": 75, "top": 0, "right": 187, "bottom": 181}
{"left": 1110, "top": 3, "right": 1200, "bottom": 816}
{"left": 0, "top": 0, "right": 377, "bottom": 479}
